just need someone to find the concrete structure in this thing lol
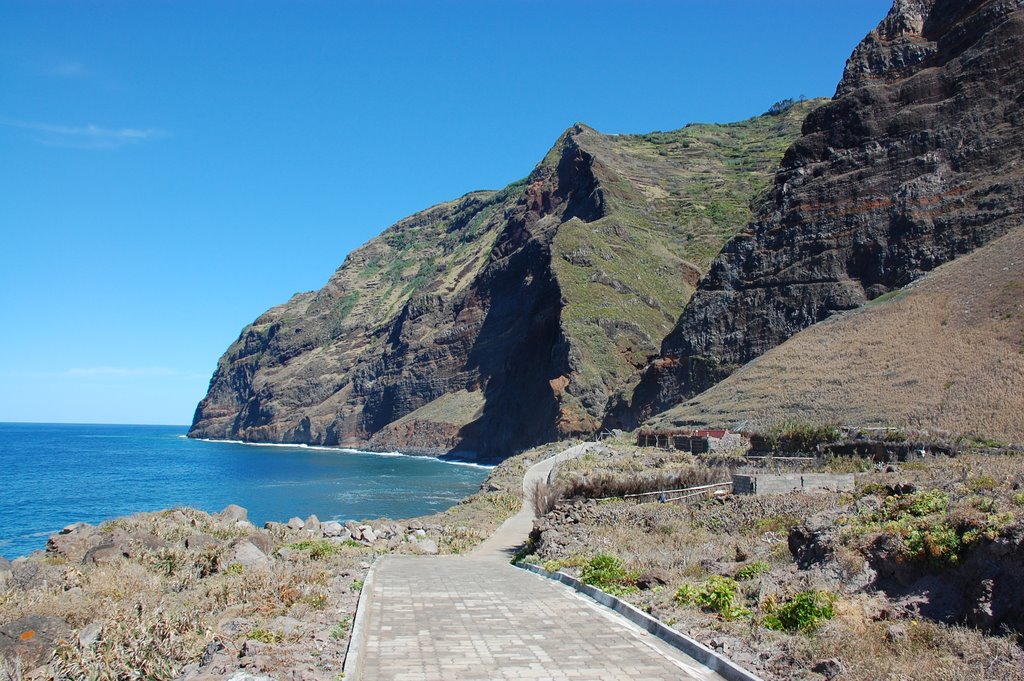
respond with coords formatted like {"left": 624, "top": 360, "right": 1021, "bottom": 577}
{"left": 731, "top": 473, "right": 855, "bottom": 496}
{"left": 637, "top": 428, "right": 746, "bottom": 453}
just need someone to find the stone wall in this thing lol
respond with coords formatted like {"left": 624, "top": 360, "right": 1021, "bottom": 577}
{"left": 732, "top": 473, "right": 854, "bottom": 496}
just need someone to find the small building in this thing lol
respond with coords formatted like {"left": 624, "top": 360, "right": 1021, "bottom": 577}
{"left": 637, "top": 428, "right": 747, "bottom": 453}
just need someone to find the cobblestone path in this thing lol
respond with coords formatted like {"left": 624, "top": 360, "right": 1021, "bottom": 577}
{"left": 348, "top": 444, "right": 725, "bottom": 681}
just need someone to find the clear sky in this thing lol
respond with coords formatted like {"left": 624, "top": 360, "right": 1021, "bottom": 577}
{"left": 0, "top": 0, "right": 892, "bottom": 426}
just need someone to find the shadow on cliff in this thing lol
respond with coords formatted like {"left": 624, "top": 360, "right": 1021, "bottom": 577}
{"left": 452, "top": 238, "right": 568, "bottom": 462}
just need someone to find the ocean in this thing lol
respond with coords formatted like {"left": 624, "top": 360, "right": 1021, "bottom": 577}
{"left": 0, "top": 422, "right": 490, "bottom": 560}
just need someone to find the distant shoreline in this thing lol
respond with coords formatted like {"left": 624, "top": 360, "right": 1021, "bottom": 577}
{"left": 188, "top": 435, "right": 495, "bottom": 470}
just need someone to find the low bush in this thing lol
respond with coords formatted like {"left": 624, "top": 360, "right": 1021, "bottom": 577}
{"left": 763, "top": 589, "right": 836, "bottom": 633}
{"left": 674, "top": 576, "right": 749, "bottom": 620}
{"left": 580, "top": 553, "right": 638, "bottom": 596}
{"left": 735, "top": 561, "right": 771, "bottom": 581}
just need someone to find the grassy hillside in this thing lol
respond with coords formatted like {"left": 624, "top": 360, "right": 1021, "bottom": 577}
{"left": 648, "top": 225, "right": 1024, "bottom": 443}
{"left": 550, "top": 100, "right": 823, "bottom": 427}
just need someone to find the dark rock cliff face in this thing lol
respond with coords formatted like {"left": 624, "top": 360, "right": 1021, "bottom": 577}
{"left": 623, "top": 0, "right": 1024, "bottom": 423}
{"left": 191, "top": 107, "right": 813, "bottom": 458}
{"left": 190, "top": 131, "right": 595, "bottom": 458}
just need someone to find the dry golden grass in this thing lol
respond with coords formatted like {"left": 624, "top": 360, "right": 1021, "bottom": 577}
{"left": 653, "top": 226, "right": 1024, "bottom": 444}
{"left": 0, "top": 509, "right": 375, "bottom": 680}
{"left": 528, "top": 446, "right": 1024, "bottom": 680}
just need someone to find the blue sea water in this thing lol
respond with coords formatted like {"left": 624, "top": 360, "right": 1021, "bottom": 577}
{"left": 0, "top": 422, "right": 490, "bottom": 560}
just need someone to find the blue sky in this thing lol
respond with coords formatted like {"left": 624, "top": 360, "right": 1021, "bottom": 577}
{"left": 0, "top": 0, "right": 892, "bottom": 425}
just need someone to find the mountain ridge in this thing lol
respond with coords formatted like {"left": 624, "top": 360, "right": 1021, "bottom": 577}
{"left": 189, "top": 103, "right": 818, "bottom": 458}
{"left": 620, "top": 0, "right": 1024, "bottom": 426}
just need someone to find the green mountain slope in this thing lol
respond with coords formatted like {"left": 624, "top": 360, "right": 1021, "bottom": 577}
{"left": 190, "top": 101, "right": 819, "bottom": 458}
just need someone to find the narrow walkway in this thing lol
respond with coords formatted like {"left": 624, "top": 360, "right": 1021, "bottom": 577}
{"left": 349, "top": 443, "right": 725, "bottom": 681}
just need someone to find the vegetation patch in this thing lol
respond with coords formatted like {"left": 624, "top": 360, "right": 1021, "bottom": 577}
{"left": 762, "top": 590, "right": 837, "bottom": 633}
{"left": 580, "top": 553, "right": 639, "bottom": 596}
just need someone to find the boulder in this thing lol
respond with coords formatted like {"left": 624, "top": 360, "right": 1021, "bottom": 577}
{"left": 77, "top": 621, "right": 102, "bottom": 649}
{"left": 303, "top": 515, "right": 321, "bottom": 535}
{"left": 247, "top": 532, "right": 276, "bottom": 557}
{"left": 321, "top": 521, "right": 344, "bottom": 537}
{"left": 46, "top": 524, "right": 104, "bottom": 563}
{"left": 286, "top": 517, "right": 305, "bottom": 531}
{"left": 358, "top": 525, "right": 377, "bottom": 543}
{"left": 217, "top": 504, "right": 249, "bottom": 523}
{"left": 812, "top": 658, "right": 846, "bottom": 679}
{"left": 0, "top": 615, "right": 73, "bottom": 668}
{"left": 185, "top": 533, "right": 219, "bottom": 551}
{"left": 885, "top": 624, "right": 908, "bottom": 644}
{"left": 82, "top": 543, "right": 130, "bottom": 566}
{"left": 412, "top": 538, "right": 438, "bottom": 555}
{"left": 636, "top": 568, "right": 671, "bottom": 590}
{"left": 228, "top": 540, "right": 271, "bottom": 570}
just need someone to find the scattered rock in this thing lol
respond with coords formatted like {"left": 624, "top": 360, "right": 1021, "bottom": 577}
{"left": 185, "top": 533, "right": 218, "bottom": 551}
{"left": 228, "top": 540, "right": 271, "bottom": 570}
{"left": 82, "top": 543, "right": 130, "bottom": 566}
{"left": 77, "top": 621, "right": 102, "bottom": 649}
{"left": 885, "top": 624, "right": 908, "bottom": 644}
{"left": 812, "top": 658, "right": 846, "bottom": 679}
{"left": 247, "top": 532, "right": 276, "bottom": 557}
{"left": 636, "top": 568, "right": 671, "bottom": 590}
{"left": 218, "top": 504, "right": 249, "bottom": 523}
{"left": 412, "top": 538, "right": 438, "bottom": 555}
{"left": 0, "top": 615, "right": 73, "bottom": 668}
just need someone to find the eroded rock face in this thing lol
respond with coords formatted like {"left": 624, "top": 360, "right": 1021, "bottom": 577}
{"left": 625, "top": 0, "right": 1024, "bottom": 422}
{"left": 191, "top": 106, "right": 813, "bottom": 459}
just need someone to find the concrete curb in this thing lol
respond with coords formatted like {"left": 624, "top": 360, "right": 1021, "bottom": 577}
{"left": 341, "top": 558, "right": 379, "bottom": 681}
{"left": 515, "top": 561, "right": 765, "bottom": 681}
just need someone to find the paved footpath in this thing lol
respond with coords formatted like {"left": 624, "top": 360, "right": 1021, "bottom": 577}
{"left": 348, "top": 443, "right": 725, "bottom": 681}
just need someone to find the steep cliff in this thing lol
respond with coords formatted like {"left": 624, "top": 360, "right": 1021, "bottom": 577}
{"left": 646, "top": 224, "right": 1024, "bottom": 442}
{"left": 190, "top": 104, "right": 816, "bottom": 458}
{"left": 624, "top": 0, "right": 1024, "bottom": 424}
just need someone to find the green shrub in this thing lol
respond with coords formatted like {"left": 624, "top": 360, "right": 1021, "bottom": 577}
{"left": 247, "top": 627, "right": 283, "bottom": 644}
{"left": 735, "top": 562, "right": 770, "bottom": 581}
{"left": 580, "top": 553, "right": 637, "bottom": 595}
{"left": 904, "top": 523, "right": 962, "bottom": 565}
{"left": 350, "top": 578, "right": 364, "bottom": 593}
{"left": 968, "top": 475, "right": 999, "bottom": 493}
{"left": 878, "top": 490, "right": 948, "bottom": 521}
{"left": 674, "top": 576, "right": 749, "bottom": 620}
{"left": 763, "top": 590, "right": 836, "bottom": 633}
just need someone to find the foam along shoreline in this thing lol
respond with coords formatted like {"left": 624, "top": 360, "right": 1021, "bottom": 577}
{"left": 189, "top": 436, "right": 495, "bottom": 470}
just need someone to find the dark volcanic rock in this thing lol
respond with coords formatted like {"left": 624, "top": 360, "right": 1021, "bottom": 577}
{"left": 0, "top": 615, "right": 73, "bottom": 669}
{"left": 624, "top": 0, "right": 1024, "bottom": 422}
{"left": 190, "top": 105, "right": 813, "bottom": 458}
